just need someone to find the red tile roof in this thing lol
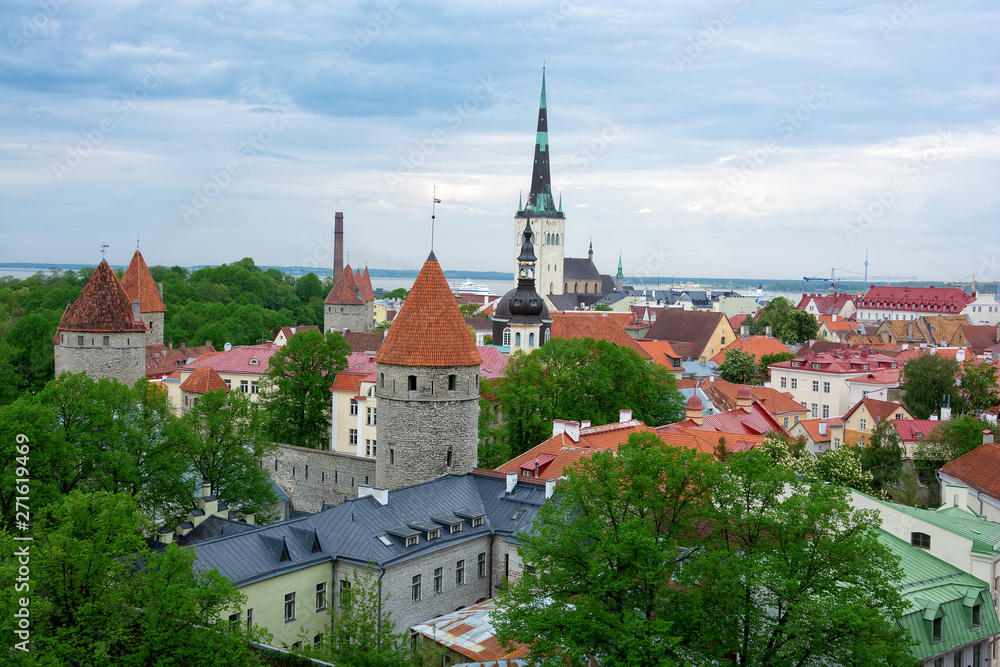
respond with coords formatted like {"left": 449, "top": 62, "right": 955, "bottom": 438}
{"left": 323, "top": 264, "right": 365, "bottom": 306}
{"left": 710, "top": 335, "right": 792, "bottom": 365}
{"left": 659, "top": 428, "right": 768, "bottom": 455}
{"left": 699, "top": 379, "right": 807, "bottom": 417}
{"left": 375, "top": 253, "right": 482, "bottom": 368}
{"left": 891, "top": 419, "right": 940, "bottom": 443}
{"left": 857, "top": 285, "right": 973, "bottom": 314}
{"left": 794, "top": 417, "right": 843, "bottom": 444}
{"left": 962, "top": 325, "right": 1000, "bottom": 355}
{"left": 550, "top": 313, "right": 652, "bottom": 359}
{"left": 477, "top": 345, "right": 509, "bottom": 380}
{"left": 660, "top": 401, "right": 786, "bottom": 436}
{"left": 145, "top": 343, "right": 216, "bottom": 378}
{"left": 120, "top": 251, "right": 166, "bottom": 313}
{"left": 845, "top": 368, "right": 902, "bottom": 385}
{"left": 56, "top": 261, "right": 146, "bottom": 333}
{"left": 796, "top": 292, "right": 856, "bottom": 315}
{"left": 179, "top": 366, "right": 230, "bottom": 394}
{"left": 182, "top": 345, "right": 278, "bottom": 375}
{"left": 342, "top": 331, "right": 384, "bottom": 354}
{"left": 842, "top": 397, "right": 911, "bottom": 423}
{"left": 729, "top": 313, "right": 750, "bottom": 331}
{"left": 818, "top": 315, "right": 860, "bottom": 332}
{"left": 769, "top": 349, "right": 899, "bottom": 375}
{"left": 940, "top": 438, "right": 1000, "bottom": 499}
{"left": 638, "top": 339, "right": 682, "bottom": 366}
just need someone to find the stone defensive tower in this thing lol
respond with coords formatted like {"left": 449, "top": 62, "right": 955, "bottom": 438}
{"left": 53, "top": 260, "right": 147, "bottom": 385}
{"left": 323, "top": 264, "right": 374, "bottom": 333}
{"left": 120, "top": 250, "right": 166, "bottom": 346}
{"left": 374, "top": 251, "right": 482, "bottom": 490}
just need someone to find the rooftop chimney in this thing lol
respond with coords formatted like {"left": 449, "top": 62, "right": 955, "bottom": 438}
{"left": 956, "top": 348, "right": 965, "bottom": 362}
{"left": 766, "top": 326, "right": 773, "bottom": 338}
{"left": 201, "top": 481, "right": 212, "bottom": 498}
{"left": 619, "top": 409, "right": 633, "bottom": 423}
{"left": 741, "top": 325, "right": 749, "bottom": 339}
{"left": 685, "top": 395, "right": 704, "bottom": 425}
{"left": 131, "top": 299, "right": 141, "bottom": 324}
{"left": 565, "top": 421, "right": 580, "bottom": 443}
{"left": 985, "top": 430, "right": 996, "bottom": 446}
{"left": 818, "top": 421, "right": 827, "bottom": 436}
{"left": 545, "top": 478, "right": 557, "bottom": 499}
{"left": 357, "top": 484, "right": 373, "bottom": 499}
{"left": 552, "top": 419, "right": 567, "bottom": 437}
{"left": 371, "top": 486, "right": 389, "bottom": 506}
{"left": 580, "top": 420, "right": 591, "bottom": 428}
{"left": 506, "top": 471, "right": 517, "bottom": 494}
{"left": 832, "top": 314, "right": 837, "bottom": 322}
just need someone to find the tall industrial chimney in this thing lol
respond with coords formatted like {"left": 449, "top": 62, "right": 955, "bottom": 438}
{"left": 334, "top": 212, "right": 344, "bottom": 276}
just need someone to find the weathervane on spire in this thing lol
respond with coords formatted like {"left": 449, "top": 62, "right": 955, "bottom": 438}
{"left": 136, "top": 236, "right": 140, "bottom": 251}
{"left": 431, "top": 183, "right": 442, "bottom": 251}
{"left": 100, "top": 244, "right": 109, "bottom": 261}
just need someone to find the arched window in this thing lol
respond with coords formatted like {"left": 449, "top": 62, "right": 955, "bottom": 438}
{"left": 515, "top": 332, "right": 522, "bottom": 347}
{"left": 544, "top": 328, "right": 551, "bottom": 343}
{"left": 574, "top": 283, "right": 578, "bottom": 292}
{"left": 502, "top": 327, "right": 511, "bottom": 347}
{"left": 584, "top": 283, "right": 589, "bottom": 293}
{"left": 528, "top": 332, "right": 535, "bottom": 347}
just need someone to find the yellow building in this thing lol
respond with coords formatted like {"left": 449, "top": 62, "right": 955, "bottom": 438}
{"left": 840, "top": 397, "right": 914, "bottom": 447}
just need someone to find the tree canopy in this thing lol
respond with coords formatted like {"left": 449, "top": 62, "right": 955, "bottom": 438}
{"left": 902, "top": 354, "right": 961, "bottom": 419}
{"left": 717, "top": 347, "right": 760, "bottom": 384}
{"left": 492, "top": 337, "right": 685, "bottom": 460}
{"left": 914, "top": 414, "right": 990, "bottom": 467}
{"left": 263, "top": 329, "right": 350, "bottom": 449}
{"left": 743, "top": 297, "right": 820, "bottom": 344}
{"left": 960, "top": 358, "right": 999, "bottom": 413}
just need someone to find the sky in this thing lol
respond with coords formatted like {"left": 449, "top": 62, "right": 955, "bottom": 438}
{"left": 1, "top": 0, "right": 998, "bottom": 283}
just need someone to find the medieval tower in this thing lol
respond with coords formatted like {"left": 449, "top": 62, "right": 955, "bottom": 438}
{"left": 53, "top": 260, "right": 146, "bottom": 386}
{"left": 120, "top": 250, "right": 166, "bottom": 347}
{"left": 323, "top": 264, "right": 375, "bottom": 333}
{"left": 515, "top": 68, "right": 565, "bottom": 303}
{"left": 374, "top": 251, "right": 482, "bottom": 490}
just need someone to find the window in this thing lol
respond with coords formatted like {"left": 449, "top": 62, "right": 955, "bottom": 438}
{"left": 224, "top": 379, "right": 232, "bottom": 388}
{"left": 103, "top": 335, "right": 110, "bottom": 346}
{"left": 973, "top": 603, "right": 982, "bottom": 627}
{"left": 408, "top": 375, "right": 417, "bottom": 391}
{"left": 932, "top": 615, "right": 942, "bottom": 642}
{"left": 783, "top": 417, "right": 789, "bottom": 428}
{"left": 314, "top": 582, "right": 327, "bottom": 611}
{"left": 780, "top": 376, "right": 787, "bottom": 388}
{"left": 405, "top": 535, "right": 418, "bottom": 547}
{"left": 472, "top": 516, "right": 484, "bottom": 527}
{"left": 811, "top": 404, "right": 818, "bottom": 418}
{"left": 911, "top": 532, "right": 931, "bottom": 549}
{"left": 446, "top": 448, "right": 453, "bottom": 468}
{"left": 933, "top": 658, "right": 943, "bottom": 667}
{"left": 450, "top": 522, "right": 462, "bottom": 534}
{"left": 434, "top": 567, "right": 443, "bottom": 594}
{"left": 78, "top": 335, "right": 84, "bottom": 345}
{"left": 349, "top": 399, "right": 358, "bottom": 416}
{"left": 349, "top": 429, "right": 358, "bottom": 446}
{"left": 314, "top": 633, "right": 322, "bottom": 646}
{"left": 411, "top": 575, "right": 421, "bottom": 601}
{"left": 812, "top": 381, "right": 820, "bottom": 392}
{"left": 366, "top": 406, "right": 376, "bottom": 425}
{"left": 823, "top": 381, "right": 830, "bottom": 393}
{"left": 478, "top": 552, "right": 486, "bottom": 578}
{"left": 365, "top": 439, "right": 377, "bottom": 457}
{"left": 251, "top": 380, "right": 258, "bottom": 394}
{"left": 515, "top": 332, "right": 521, "bottom": 346}
{"left": 822, "top": 405, "right": 829, "bottom": 418}
{"left": 528, "top": 332, "right": 535, "bottom": 347}
{"left": 456, "top": 560, "right": 465, "bottom": 586}
{"left": 952, "top": 648, "right": 961, "bottom": 666}
{"left": 339, "top": 579, "right": 351, "bottom": 607}
{"left": 859, "top": 418, "right": 867, "bottom": 431}
{"left": 502, "top": 327, "right": 511, "bottom": 347}
{"left": 974, "top": 642, "right": 981, "bottom": 666}
{"left": 247, "top": 608, "right": 253, "bottom": 629}
{"left": 390, "top": 448, "right": 395, "bottom": 465}
{"left": 240, "top": 380, "right": 248, "bottom": 393}
{"left": 229, "top": 612, "right": 240, "bottom": 624}
{"left": 833, "top": 437, "right": 840, "bottom": 448}
{"left": 284, "top": 592, "right": 296, "bottom": 622}
{"left": 427, "top": 529, "right": 440, "bottom": 540}
{"left": 790, "top": 378, "right": 798, "bottom": 389}
{"left": 448, "top": 374, "right": 456, "bottom": 391}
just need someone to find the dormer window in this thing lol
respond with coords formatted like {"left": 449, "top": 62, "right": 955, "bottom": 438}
{"left": 249, "top": 358, "right": 259, "bottom": 365}
{"left": 450, "top": 523, "right": 462, "bottom": 534}
{"left": 427, "top": 529, "right": 440, "bottom": 540}
{"left": 405, "top": 536, "right": 418, "bottom": 547}
{"left": 472, "top": 516, "right": 484, "bottom": 527}
{"left": 932, "top": 615, "right": 942, "bottom": 643}
{"left": 911, "top": 532, "right": 930, "bottom": 549}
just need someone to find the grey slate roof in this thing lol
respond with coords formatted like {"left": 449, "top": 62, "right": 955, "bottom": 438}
{"left": 546, "top": 293, "right": 605, "bottom": 311}
{"left": 176, "top": 515, "right": 258, "bottom": 545}
{"left": 189, "top": 471, "right": 549, "bottom": 586}
{"left": 563, "top": 257, "right": 602, "bottom": 281}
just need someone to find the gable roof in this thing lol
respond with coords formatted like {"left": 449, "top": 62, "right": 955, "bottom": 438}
{"left": 638, "top": 339, "right": 682, "bottom": 366}
{"left": 179, "top": 366, "right": 230, "bottom": 394}
{"left": 562, "top": 257, "right": 602, "bottom": 281}
{"left": 793, "top": 417, "right": 842, "bottom": 444}
{"left": 660, "top": 401, "right": 786, "bottom": 436}
{"left": 375, "top": 253, "right": 482, "bottom": 368}
{"left": 892, "top": 419, "right": 941, "bottom": 443}
{"left": 857, "top": 285, "right": 973, "bottom": 314}
{"left": 275, "top": 325, "right": 320, "bottom": 343}
{"left": 342, "top": 330, "right": 384, "bottom": 354}
{"left": 56, "top": 261, "right": 147, "bottom": 333}
{"left": 963, "top": 325, "right": 1000, "bottom": 355}
{"left": 550, "top": 313, "right": 652, "bottom": 359}
{"left": 145, "top": 343, "right": 216, "bottom": 378}
{"left": 796, "top": 292, "right": 856, "bottom": 315}
{"left": 842, "top": 397, "right": 911, "bottom": 423}
{"left": 183, "top": 345, "right": 278, "bottom": 376}
{"left": 709, "top": 335, "right": 792, "bottom": 365}
{"left": 922, "top": 315, "right": 971, "bottom": 347}
{"left": 644, "top": 309, "right": 730, "bottom": 359}
{"left": 120, "top": 251, "right": 166, "bottom": 313}
{"left": 940, "top": 439, "right": 1000, "bottom": 500}
{"left": 323, "top": 264, "right": 364, "bottom": 306}
{"left": 700, "top": 379, "right": 808, "bottom": 417}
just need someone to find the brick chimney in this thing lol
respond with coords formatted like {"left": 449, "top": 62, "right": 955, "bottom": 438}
{"left": 685, "top": 395, "right": 704, "bottom": 425}
{"left": 735, "top": 385, "right": 753, "bottom": 410}
{"left": 334, "top": 211, "right": 345, "bottom": 276}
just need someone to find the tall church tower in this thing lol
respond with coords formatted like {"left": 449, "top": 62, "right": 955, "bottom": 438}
{"left": 493, "top": 221, "right": 551, "bottom": 352}
{"left": 374, "top": 251, "right": 482, "bottom": 490}
{"left": 515, "top": 68, "right": 565, "bottom": 302}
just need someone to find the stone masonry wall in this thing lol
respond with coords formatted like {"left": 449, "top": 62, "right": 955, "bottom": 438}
{"left": 267, "top": 444, "right": 377, "bottom": 513}
{"left": 141, "top": 311, "right": 164, "bottom": 347}
{"left": 324, "top": 303, "right": 370, "bottom": 334}
{"left": 333, "top": 534, "right": 495, "bottom": 633}
{"left": 55, "top": 330, "right": 144, "bottom": 386}
{"left": 374, "top": 363, "right": 480, "bottom": 490}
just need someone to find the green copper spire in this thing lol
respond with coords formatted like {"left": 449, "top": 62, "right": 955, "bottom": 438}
{"left": 617, "top": 253, "right": 624, "bottom": 280}
{"left": 558, "top": 191, "right": 562, "bottom": 212}
{"left": 521, "top": 66, "right": 561, "bottom": 218}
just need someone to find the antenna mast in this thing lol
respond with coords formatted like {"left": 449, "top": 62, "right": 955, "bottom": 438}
{"left": 431, "top": 184, "right": 442, "bottom": 251}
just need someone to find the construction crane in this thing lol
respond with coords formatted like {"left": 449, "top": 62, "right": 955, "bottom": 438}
{"left": 943, "top": 274, "right": 1000, "bottom": 292}
{"left": 803, "top": 268, "right": 917, "bottom": 293}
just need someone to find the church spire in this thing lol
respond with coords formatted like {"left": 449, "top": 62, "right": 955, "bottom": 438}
{"left": 616, "top": 253, "right": 624, "bottom": 291}
{"left": 524, "top": 67, "right": 560, "bottom": 217}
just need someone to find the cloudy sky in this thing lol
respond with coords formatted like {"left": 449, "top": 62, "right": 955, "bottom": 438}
{"left": 1, "top": 0, "right": 998, "bottom": 282}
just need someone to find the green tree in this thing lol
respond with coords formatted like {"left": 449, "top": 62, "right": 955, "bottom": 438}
{"left": 295, "top": 566, "right": 414, "bottom": 667}
{"left": 458, "top": 302, "right": 485, "bottom": 317}
{"left": 745, "top": 297, "right": 819, "bottom": 344}
{"left": 494, "top": 337, "right": 685, "bottom": 457}
{"left": 717, "top": 347, "right": 760, "bottom": 385}
{"left": 592, "top": 303, "right": 612, "bottom": 311}
{"left": 494, "top": 432, "right": 718, "bottom": 666}
{"left": 294, "top": 272, "right": 324, "bottom": 302}
{"left": 0, "top": 491, "right": 267, "bottom": 665}
{"left": 902, "top": 354, "right": 961, "bottom": 419}
{"left": 914, "top": 414, "right": 988, "bottom": 467}
{"left": 263, "top": 329, "right": 350, "bottom": 449}
{"left": 372, "top": 320, "right": 391, "bottom": 334}
{"left": 960, "top": 358, "right": 999, "bottom": 413}
{"left": 755, "top": 434, "right": 875, "bottom": 495}
{"left": 383, "top": 287, "right": 408, "bottom": 300}
{"left": 174, "top": 388, "right": 278, "bottom": 517}
{"left": 677, "top": 453, "right": 916, "bottom": 667}
{"left": 758, "top": 351, "right": 795, "bottom": 384}
{"left": 861, "top": 418, "right": 906, "bottom": 494}
{"left": 5, "top": 311, "right": 59, "bottom": 393}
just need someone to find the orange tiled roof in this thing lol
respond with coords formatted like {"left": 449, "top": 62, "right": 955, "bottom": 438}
{"left": 342, "top": 331, "right": 384, "bottom": 354}
{"left": 709, "top": 335, "right": 792, "bottom": 365}
{"left": 56, "top": 261, "right": 146, "bottom": 333}
{"left": 638, "top": 339, "right": 682, "bottom": 365}
{"left": 375, "top": 252, "right": 482, "bottom": 368}
{"left": 550, "top": 313, "right": 652, "bottom": 359}
{"left": 665, "top": 428, "right": 768, "bottom": 455}
{"left": 120, "top": 250, "right": 166, "bottom": 313}
{"left": 179, "top": 366, "right": 229, "bottom": 394}
{"left": 842, "top": 397, "right": 910, "bottom": 423}
{"left": 145, "top": 343, "right": 216, "bottom": 378}
{"left": 323, "top": 264, "right": 364, "bottom": 306}
{"left": 941, "top": 439, "right": 1000, "bottom": 499}
{"left": 794, "top": 417, "right": 843, "bottom": 444}
{"left": 818, "top": 315, "right": 859, "bottom": 332}
{"left": 700, "top": 379, "right": 807, "bottom": 416}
